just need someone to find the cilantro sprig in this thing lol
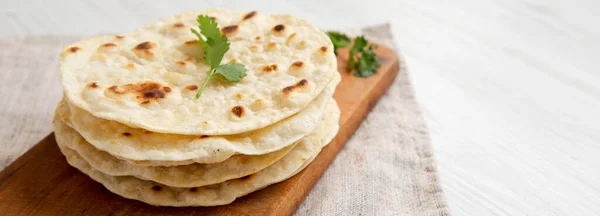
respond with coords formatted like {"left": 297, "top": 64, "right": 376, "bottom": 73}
{"left": 326, "top": 31, "right": 351, "bottom": 55}
{"left": 326, "top": 31, "right": 380, "bottom": 77}
{"left": 191, "top": 15, "right": 247, "bottom": 98}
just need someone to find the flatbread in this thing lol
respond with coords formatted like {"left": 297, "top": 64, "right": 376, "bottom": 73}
{"left": 59, "top": 8, "right": 337, "bottom": 135}
{"left": 57, "top": 74, "right": 339, "bottom": 165}
{"left": 55, "top": 101, "right": 340, "bottom": 206}
{"left": 53, "top": 117, "right": 296, "bottom": 188}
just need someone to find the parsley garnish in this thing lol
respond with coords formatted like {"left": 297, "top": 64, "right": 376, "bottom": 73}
{"left": 352, "top": 37, "right": 379, "bottom": 77}
{"left": 347, "top": 36, "right": 367, "bottom": 71}
{"left": 191, "top": 15, "right": 247, "bottom": 98}
{"left": 326, "top": 32, "right": 380, "bottom": 77}
{"left": 326, "top": 31, "right": 351, "bottom": 55}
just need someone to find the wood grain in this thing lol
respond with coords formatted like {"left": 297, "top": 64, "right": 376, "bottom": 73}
{"left": 0, "top": 43, "right": 398, "bottom": 216}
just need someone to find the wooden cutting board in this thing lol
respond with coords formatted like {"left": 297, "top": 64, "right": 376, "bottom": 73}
{"left": 0, "top": 43, "right": 399, "bottom": 216}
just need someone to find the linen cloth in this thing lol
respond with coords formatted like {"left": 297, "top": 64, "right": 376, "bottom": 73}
{"left": 296, "top": 24, "right": 450, "bottom": 216}
{"left": 0, "top": 24, "right": 450, "bottom": 216}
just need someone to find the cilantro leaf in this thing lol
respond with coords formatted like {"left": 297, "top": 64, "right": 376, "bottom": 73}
{"left": 192, "top": 15, "right": 247, "bottom": 98}
{"left": 348, "top": 36, "right": 368, "bottom": 70}
{"left": 326, "top": 31, "right": 351, "bottom": 55}
{"left": 190, "top": 28, "right": 206, "bottom": 49}
{"left": 204, "top": 39, "right": 230, "bottom": 69}
{"left": 195, "top": 62, "right": 247, "bottom": 98}
{"left": 328, "top": 33, "right": 381, "bottom": 77}
{"left": 214, "top": 63, "right": 247, "bottom": 82}
{"left": 196, "top": 15, "right": 222, "bottom": 42}
{"left": 195, "top": 15, "right": 229, "bottom": 69}
{"left": 354, "top": 44, "right": 380, "bottom": 77}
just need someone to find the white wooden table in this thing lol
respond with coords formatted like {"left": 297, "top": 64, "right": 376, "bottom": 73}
{"left": 2, "top": 1, "right": 599, "bottom": 215}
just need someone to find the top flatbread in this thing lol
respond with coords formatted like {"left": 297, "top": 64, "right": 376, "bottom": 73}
{"left": 59, "top": 8, "right": 337, "bottom": 135}
{"left": 56, "top": 73, "right": 339, "bottom": 165}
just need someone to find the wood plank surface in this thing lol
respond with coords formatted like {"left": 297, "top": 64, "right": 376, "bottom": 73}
{"left": 0, "top": 43, "right": 399, "bottom": 216}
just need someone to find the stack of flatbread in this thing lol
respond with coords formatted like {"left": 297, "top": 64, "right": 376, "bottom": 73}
{"left": 52, "top": 8, "right": 340, "bottom": 206}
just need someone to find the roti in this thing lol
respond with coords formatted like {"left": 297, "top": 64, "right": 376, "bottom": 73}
{"left": 55, "top": 101, "right": 340, "bottom": 206}
{"left": 57, "top": 74, "right": 339, "bottom": 165}
{"left": 53, "top": 117, "right": 296, "bottom": 188}
{"left": 59, "top": 8, "right": 337, "bottom": 135}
